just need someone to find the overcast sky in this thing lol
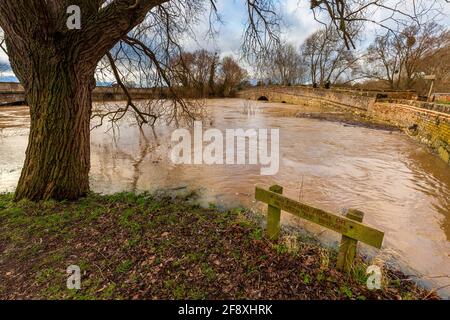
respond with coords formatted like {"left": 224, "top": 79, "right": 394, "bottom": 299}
{"left": 1, "top": 0, "right": 449, "bottom": 81}
{"left": 179, "top": 0, "right": 323, "bottom": 57}
{"left": 181, "top": 0, "right": 450, "bottom": 56}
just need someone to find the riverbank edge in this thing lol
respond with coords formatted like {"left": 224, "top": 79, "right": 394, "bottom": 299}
{"left": 0, "top": 191, "right": 438, "bottom": 300}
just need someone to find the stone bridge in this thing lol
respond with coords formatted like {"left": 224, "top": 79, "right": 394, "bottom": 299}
{"left": 0, "top": 82, "right": 156, "bottom": 106}
{"left": 238, "top": 86, "right": 450, "bottom": 165}
{"left": 238, "top": 85, "right": 419, "bottom": 110}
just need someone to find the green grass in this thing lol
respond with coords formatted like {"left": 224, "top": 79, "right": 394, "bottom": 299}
{"left": 0, "top": 191, "right": 435, "bottom": 300}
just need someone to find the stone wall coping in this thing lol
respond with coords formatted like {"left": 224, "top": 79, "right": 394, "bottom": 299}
{"left": 375, "top": 102, "right": 450, "bottom": 121}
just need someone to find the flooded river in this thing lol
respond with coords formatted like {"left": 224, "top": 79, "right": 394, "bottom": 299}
{"left": 0, "top": 99, "right": 449, "bottom": 298}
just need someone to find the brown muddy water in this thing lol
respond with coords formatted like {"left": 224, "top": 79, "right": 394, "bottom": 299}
{"left": 0, "top": 99, "right": 449, "bottom": 298}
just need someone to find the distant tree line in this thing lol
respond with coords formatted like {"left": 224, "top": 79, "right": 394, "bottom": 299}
{"left": 259, "top": 22, "right": 449, "bottom": 95}
{"left": 109, "top": 21, "right": 449, "bottom": 97}
{"left": 170, "top": 50, "right": 248, "bottom": 98}
{"left": 363, "top": 22, "right": 449, "bottom": 94}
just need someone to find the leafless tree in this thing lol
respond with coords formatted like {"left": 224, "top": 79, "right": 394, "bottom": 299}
{"left": 167, "top": 50, "right": 219, "bottom": 97}
{"left": 218, "top": 56, "right": 248, "bottom": 97}
{"left": 0, "top": 28, "right": 7, "bottom": 77}
{"left": 415, "top": 31, "right": 450, "bottom": 94}
{"left": 263, "top": 42, "right": 305, "bottom": 86}
{"left": 310, "top": 0, "right": 445, "bottom": 50}
{"left": 364, "top": 34, "right": 401, "bottom": 89}
{"left": 301, "top": 26, "right": 361, "bottom": 86}
{"left": 364, "top": 22, "right": 447, "bottom": 90}
{"left": 0, "top": 28, "right": 6, "bottom": 54}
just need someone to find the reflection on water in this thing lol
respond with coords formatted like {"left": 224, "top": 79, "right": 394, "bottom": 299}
{"left": 0, "top": 99, "right": 449, "bottom": 298}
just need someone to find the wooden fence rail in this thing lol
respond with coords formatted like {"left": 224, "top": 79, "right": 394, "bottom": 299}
{"left": 255, "top": 185, "right": 385, "bottom": 273}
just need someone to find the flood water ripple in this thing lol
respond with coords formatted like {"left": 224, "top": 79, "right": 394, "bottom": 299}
{"left": 0, "top": 99, "right": 449, "bottom": 298}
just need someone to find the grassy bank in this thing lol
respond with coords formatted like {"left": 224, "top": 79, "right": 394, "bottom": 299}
{"left": 0, "top": 192, "right": 436, "bottom": 300}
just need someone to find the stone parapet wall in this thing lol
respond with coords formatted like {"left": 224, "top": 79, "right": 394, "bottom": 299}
{"left": 238, "top": 88, "right": 370, "bottom": 110}
{"left": 0, "top": 82, "right": 156, "bottom": 103}
{"left": 92, "top": 87, "right": 156, "bottom": 101}
{"left": 377, "top": 98, "right": 450, "bottom": 114}
{"left": 368, "top": 103, "right": 450, "bottom": 164}
{"left": 0, "top": 92, "right": 26, "bottom": 104}
{"left": 238, "top": 86, "right": 417, "bottom": 111}
{"left": 0, "top": 82, "right": 24, "bottom": 92}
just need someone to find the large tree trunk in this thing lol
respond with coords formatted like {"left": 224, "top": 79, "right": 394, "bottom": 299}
{"left": 14, "top": 57, "right": 95, "bottom": 201}
{"left": 0, "top": 0, "right": 167, "bottom": 201}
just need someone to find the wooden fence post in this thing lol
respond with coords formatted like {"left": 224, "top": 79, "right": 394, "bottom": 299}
{"left": 336, "top": 209, "right": 364, "bottom": 273}
{"left": 266, "top": 185, "right": 283, "bottom": 241}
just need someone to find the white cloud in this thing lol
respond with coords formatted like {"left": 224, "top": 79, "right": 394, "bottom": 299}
{"left": 280, "top": 0, "right": 323, "bottom": 47}
{"left": 0, "top": 50, "right": 9, "bottom": 64}
{"left": 0, "top": 0, "right": 448, "bottom": 82}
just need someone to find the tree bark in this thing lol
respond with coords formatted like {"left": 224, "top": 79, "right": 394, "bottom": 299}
{"left": 14, "top": 56, "right": 95, "bottom": 201}
{"left": 0, "top": 1, "right": 169, "bottom": 201}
